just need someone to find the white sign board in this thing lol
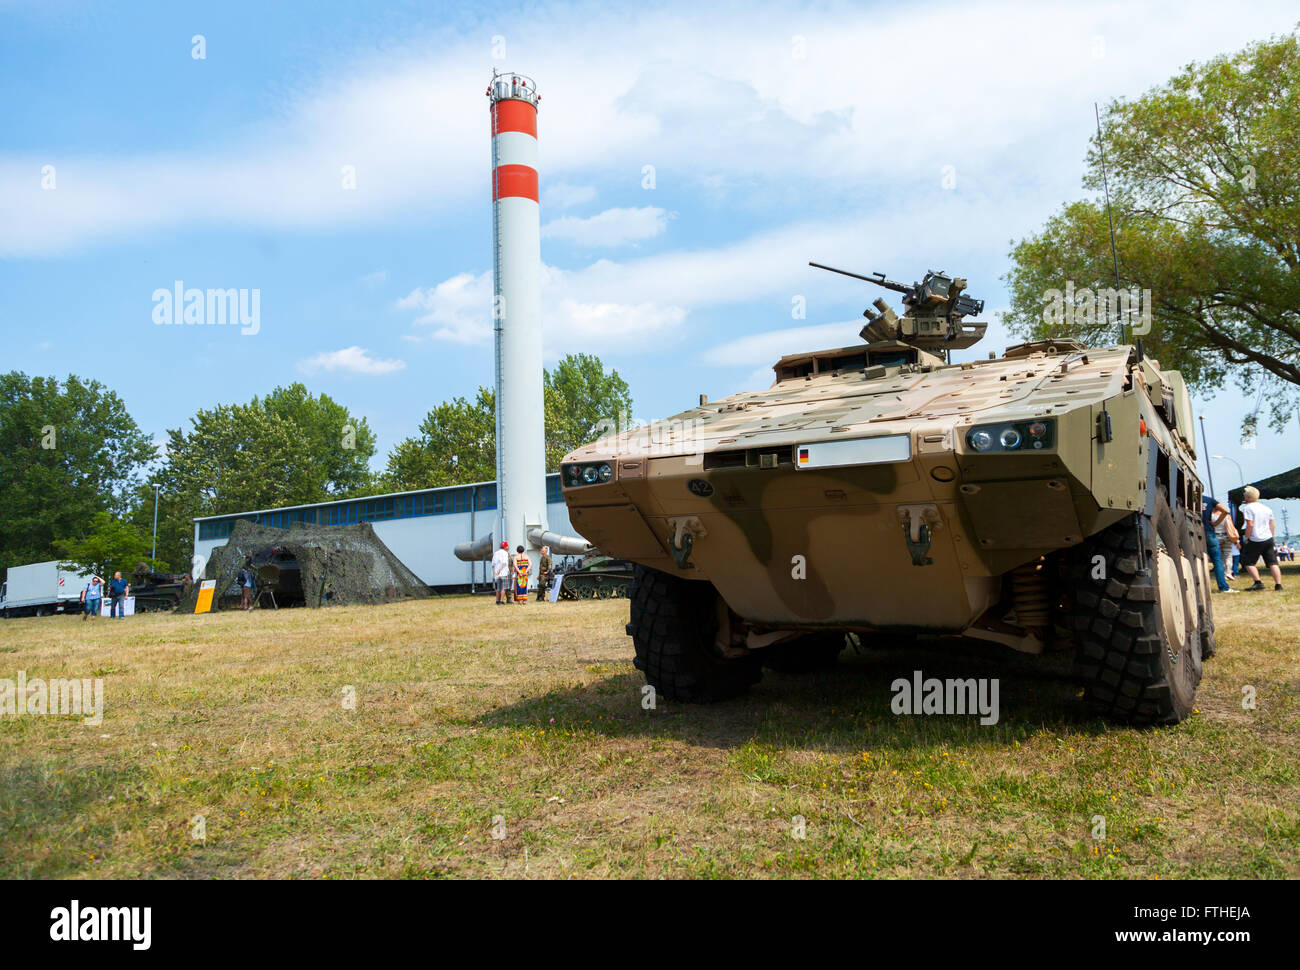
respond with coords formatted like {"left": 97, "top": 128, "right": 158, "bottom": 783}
{"left": 100, "top": 596, "right": 136, "bottom": 617}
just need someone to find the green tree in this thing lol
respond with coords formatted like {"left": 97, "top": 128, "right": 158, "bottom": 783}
{"left": 151, "top": 386, "right": 378, "bottom": 570}
{"left": 0, "top": 373, "right": 156, "bottom": 569}
{"left": 384, "top": 387, "right": 497, "bottom": 489}
{"left": 543, "top": 353, "right": 633, "bottom": 469}
{"left": 127, "top": 481, "right": 196, "bottom": 575}
{"left": 1003, "top": 32, "right": 1300, "bottom": 432}
{"left": 256, "top": 384, "right": 377, "bottom": 497}
{"left": 383, "top": 354, "right": 633, "bottom": 490}
{"left": 55, "top": 511, "right": 151, "bottom": 579}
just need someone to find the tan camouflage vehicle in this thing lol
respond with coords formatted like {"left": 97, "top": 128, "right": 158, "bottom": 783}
{"left": 561, "top": 264, "right": 1214, "bottom": 725}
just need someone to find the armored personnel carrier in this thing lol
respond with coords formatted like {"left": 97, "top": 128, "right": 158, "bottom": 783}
{"left": 561, "top": 264, "right": 1214, "bottom": 725}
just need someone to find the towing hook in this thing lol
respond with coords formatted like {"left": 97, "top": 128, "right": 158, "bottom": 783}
{"left": 666, "top": 515, "right": 706, "bottom": 570}
{"left": 670, "top": 531, "right": 695, "bottom": 570}
{"left": 897, "top": 504, "right": 941, "bottom": 567}
{"left": 902, "top": 520, "right": 934, "bottom": 566}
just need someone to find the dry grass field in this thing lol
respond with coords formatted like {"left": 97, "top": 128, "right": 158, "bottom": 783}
{"left": 2, "top": 568, "right": 1298, "bottom": 879}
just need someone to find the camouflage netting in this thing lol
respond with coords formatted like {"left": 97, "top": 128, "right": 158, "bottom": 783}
{"left": 181, "top": 519, "right": 430, "bottom": 611}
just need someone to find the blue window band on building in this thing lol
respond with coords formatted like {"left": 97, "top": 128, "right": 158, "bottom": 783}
{"left": 197, "top": 475, "right": 563, "bottom": 541}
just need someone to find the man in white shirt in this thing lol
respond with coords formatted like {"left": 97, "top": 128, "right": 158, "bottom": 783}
{"left": 1238, "top": 486, "right": 1283, "bottom": 591}
{"left": 491, "top": 540, "right": 511, "bottom": 605}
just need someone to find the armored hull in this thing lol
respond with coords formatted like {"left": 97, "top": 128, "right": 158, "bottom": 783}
{"left": 562, "top": 281, "right": 1214, "bottom": 725}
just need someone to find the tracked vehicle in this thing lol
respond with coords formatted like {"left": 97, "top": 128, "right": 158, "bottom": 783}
{"left": 556, "top": 554, "right": 633, "bottom": 600}
{"left": 561, "top": 264, "right": 1214, "bottom": 724}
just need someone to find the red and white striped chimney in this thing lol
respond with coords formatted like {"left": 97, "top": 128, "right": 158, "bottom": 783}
{"left": 487, "top": 72, "right": 547, "bottom": 563}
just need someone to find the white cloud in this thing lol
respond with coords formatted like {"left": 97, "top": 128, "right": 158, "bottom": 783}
{"left": 297, "top": 346, "right": 406, "bottom": 376}
{"left": 361, "top": 269, "right": 388, "bottom": 285}
{"left": 703, "top": 321, "right": 866, "bottom": 367}
{"left": 542, "top": 182, "right": 597, "bottom": 210}
{"left": 542, "top": 206, "right": 669, "bottom": 247}
{"left": 400, "top": 264, "right": 688, "bottom": 354}
{"left": 398, "top": 271, "right": 492, "bottom": 344}
{"left": 554, "top": 297, "right": 686, "bottom": 344}
{"left": 399, "top": 205, "right": 1019, "bottom": 358}
{"left": 4, "top": 1, "right": 1295, "bottom": 256}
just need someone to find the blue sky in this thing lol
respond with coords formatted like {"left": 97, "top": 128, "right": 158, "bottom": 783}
{"left": 2, "top": 0, "right": 1297, "bottom": 525}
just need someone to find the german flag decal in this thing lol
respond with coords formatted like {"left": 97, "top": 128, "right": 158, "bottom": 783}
{"left": 798, "top": 447, "right": 810, "bottom": 464}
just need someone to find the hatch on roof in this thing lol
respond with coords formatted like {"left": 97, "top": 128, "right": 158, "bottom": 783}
{"left": 772, "top": 345, "right": 868, "bottom": 382}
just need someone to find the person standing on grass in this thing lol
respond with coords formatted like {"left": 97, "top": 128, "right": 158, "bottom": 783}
{"left": 1202, "top": 495, "right": 1237, "bottom": 594}
{"left": 107, "top": 571, "right": 130, "bottom": 618}
{"left": 239, "top": 559, "right": 256, "bottom": 611}
{"left": 537, "top": 545, "right": 553, "bottom": 602}
{"left": 513, "top": 545, "right": 530, "bottom": 604}
{"left": 1239, "top": 486, "right": 1284, "bottom": 591}
{"left": 491, "top": 540, "right": 510, "bottom": 605}
{"left": 80, "top": 575, "right": 104, "bottom": 620}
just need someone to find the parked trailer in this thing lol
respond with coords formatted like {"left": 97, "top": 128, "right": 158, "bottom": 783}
{"left": 1, "top": 561, "right": 93, "bottom": 618}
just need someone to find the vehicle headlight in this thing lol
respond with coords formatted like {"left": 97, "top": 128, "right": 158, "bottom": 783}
{"left": 563, "top": 462, "right": 616, "bottom": 487}
{"left": 966, "top": 419, "right": 1055, "bottom": 453}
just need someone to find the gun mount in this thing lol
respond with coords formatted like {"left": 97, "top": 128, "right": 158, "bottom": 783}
{"left": 809, "top": 262, "right": 988, "bottom": 352}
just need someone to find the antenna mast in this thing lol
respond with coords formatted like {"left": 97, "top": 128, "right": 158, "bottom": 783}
{"left": 1095, "top": 102, "right": 1125, "bottom": 345}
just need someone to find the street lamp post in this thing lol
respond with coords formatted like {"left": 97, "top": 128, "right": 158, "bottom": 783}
{"left": 1211, "top": 455, "right": 1245, "bottom": 494}
{"left": 1198, "top": 416, "right": 1217, "bottom": 499}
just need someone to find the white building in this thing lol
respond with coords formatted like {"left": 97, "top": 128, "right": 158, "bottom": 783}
{"left": 192, "top": 473, "right": 575, "bottom": 589}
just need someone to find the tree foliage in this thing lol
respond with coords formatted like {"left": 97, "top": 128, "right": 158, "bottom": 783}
{"left": 543, "top": 353, "right": 634, "bottom": 470}
{"left": 55, "top": 511, "right": 150, "bottom": 580}
{"left": 385, "top": 354, "right": 633, "bottom": 490}
{"left": 1003, "top": 32, "right": 1300, "bottom": 432}
{"left": 152, "top": 384, "right": 377, "bottom": 570}
{"left": 384, "top": 386, "right": 497, "bottom": 489}
{"left": 0, "top": 372, "right": 156, "bottom": 570}
{"left": 255, "top": 384, "right": 377, "bottom": 497}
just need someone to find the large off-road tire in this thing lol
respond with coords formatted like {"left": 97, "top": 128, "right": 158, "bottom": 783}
{"left": 626, "top": 564, "right": 761, "bottom": 703}
{"left": 1067, "top": 498, "right": 1203, "bottom": 725}
{"left": 760, "top": 633, "right": 846, "bottom": 673}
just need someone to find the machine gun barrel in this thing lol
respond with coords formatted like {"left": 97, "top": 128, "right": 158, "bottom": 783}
{"left": 808, "top": 262, "right": 912, "bottom": 295}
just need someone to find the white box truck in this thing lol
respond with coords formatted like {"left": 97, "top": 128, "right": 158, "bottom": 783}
{"left": 1, "top": 561, "right": 94, "bottom": 618}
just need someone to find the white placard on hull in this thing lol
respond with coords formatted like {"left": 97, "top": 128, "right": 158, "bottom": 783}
{"left": 794, "top": 434, "right": 911, "bottom": 470}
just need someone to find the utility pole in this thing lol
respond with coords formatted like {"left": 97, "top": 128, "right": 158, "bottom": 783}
{"left": 1096, "top": 103, "right": 1125, "bottom": 344}
{"left": 1199, "top": 416, "right": 1216, "bottom": 499}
